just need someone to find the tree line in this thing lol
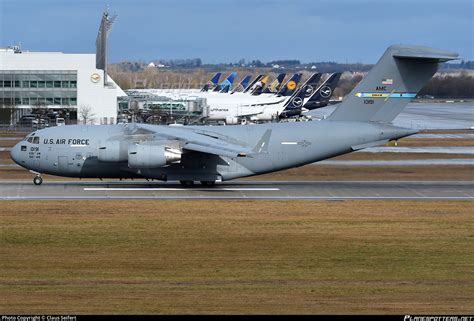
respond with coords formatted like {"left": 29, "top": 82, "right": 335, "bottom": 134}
{"left": 108, "top": 66, "right": 474, "bottom": 99}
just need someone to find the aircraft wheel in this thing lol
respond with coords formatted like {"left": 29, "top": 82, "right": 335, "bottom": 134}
{"left": 179, "top": 180, "right": 194, "bottom": 187}
{"left": 33, "top": 176, "right": 43, "bottom": 186}
{"left": 200, "top": 181, "right": 216, "bottom": 186}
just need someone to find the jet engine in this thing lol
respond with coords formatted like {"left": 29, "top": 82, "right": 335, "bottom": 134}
{"left": 128, "top": 144, "right": 181, "bottom": 168}
{"left": 225, "top": 116, "right": 239, "bottom": 125}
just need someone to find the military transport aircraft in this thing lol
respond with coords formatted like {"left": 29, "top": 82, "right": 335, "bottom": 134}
{"left": 11, "top": 45, "right": 458, "bottom": 186}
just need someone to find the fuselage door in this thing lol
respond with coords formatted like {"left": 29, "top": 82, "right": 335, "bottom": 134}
{"left": 58, "top": 156, "right": 68, "bottom": 172}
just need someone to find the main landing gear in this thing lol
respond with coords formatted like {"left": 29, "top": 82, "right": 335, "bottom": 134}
{"left": 179, "top": 180, "right": 216, "bottom": 187}
{"left": 179, "top": 180, "right": 194, "bottom": 187}
{"left": 33, "top": 175, "right": 43, "bottom": 186}
{"left": 200, "top": 181, "right": 216, "bottom": 186}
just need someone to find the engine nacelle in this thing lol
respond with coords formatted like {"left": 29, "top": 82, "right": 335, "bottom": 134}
{"left": 98, "top": 140, "right": 128, "bottom": 162}
{"left": 128, "top": 144, "right": 181, "bottom": 168}
{"left": 225, "top": 116, "right": 239, "bottom": 125}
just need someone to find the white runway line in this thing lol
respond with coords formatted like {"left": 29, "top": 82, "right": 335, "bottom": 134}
{"left": 83, "top": 187, "right": 280, "bottom": 191}
{"left": 2, "top": 196, "right": 473, "bottom": 200}
{"left": 222, "top": 188, "right": 280, "bottom": 191}
{"left": 85, "top": 188, "right": 185, "bottom": 191}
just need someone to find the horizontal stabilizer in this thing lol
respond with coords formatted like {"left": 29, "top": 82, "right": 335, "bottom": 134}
{"left": 392, "top": 46, "right": 459, "bottom": 62}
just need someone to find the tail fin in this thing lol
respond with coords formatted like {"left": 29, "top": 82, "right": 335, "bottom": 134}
{"left": 201, "top": 72, "right": 221, "bottom": 91}
{"left": 327, "top": 45, "right": 458, "bottom": 122}
{"left": 303, "top": 72, "right": 341, "bottom": 110}
{"left": 214, "top": 72, "right": 237, "bottom": 92}
{"left": 250, "top": 75, "right": 270, "bottom": 95}
{"left": 279, "top": 84, "right": 308, "bottom": 118}
{"left": 220, "top": 84, "right": 230, "bottom": 93}
{"left": 263, "top": 73, "right": 287, "bottom": 94}
{"left": 300, "top": 73, "right": 322, "bottom": 98}
{"left": 243, "top": 74, "right": 265, "bottom": 93}
{"left": 277, "top": 73, "right": 302, "bottom": 96}
{"left": 231, "top": 75, "right": 252, "bottom": 93}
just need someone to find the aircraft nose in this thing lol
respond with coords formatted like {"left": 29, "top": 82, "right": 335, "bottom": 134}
{"left": 10, "top": 142, "right": 23, "bottom": 166}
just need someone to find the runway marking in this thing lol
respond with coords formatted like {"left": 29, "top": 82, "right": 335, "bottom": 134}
{"left": 2, "top": 196, "right": 473, "bottom": 200}
{"left": 83, "top": 187, "right": 280, "bottom": 192}
{"left": 85, "top": 187, "right": 185, "bottom": 191}
{"left": 222, "top": 188, "right": 280, "bottom": 191}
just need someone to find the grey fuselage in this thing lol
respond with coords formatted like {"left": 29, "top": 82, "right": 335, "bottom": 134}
{"left": 11, "top": 121, "right": 415, "bottom": 182}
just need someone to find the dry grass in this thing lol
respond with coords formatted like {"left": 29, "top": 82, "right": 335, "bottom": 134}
{"left": 419, "top": 129, "right": 474, "bottom": 135}
{"left": 0, "top": 200, "right": 472, "bottom": 314}
{"left": 397, "top": 138, "right": 474, "bottom": 147}
{"left": 0, "top": 140, "right": 16, "bottom": 148}
{"left": 334, "top": 152, "right": 474, "bottom": 160}
{"left": 0, "top": 131, "right": 28, "bottom": 137}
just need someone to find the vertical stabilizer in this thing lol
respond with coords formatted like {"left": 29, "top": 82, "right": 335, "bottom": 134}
{"left": 327, "top": 45, "right": 458, "bottom": 122}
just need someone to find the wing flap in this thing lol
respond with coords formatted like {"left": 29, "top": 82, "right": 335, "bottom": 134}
{"left": 134, "top": 123, "right": 253, "bottom": 158}
{"left": 184, "top": 143, "right": 248, "bottom": 158}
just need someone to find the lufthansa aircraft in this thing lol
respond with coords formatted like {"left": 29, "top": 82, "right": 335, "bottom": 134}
{"left": 11, "top": 45, "right": 458, "bottom": 186}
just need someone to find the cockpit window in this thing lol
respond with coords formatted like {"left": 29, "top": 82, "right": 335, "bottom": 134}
{"left": 32, "top": 137, "right": 39, "bottom": 144}
{"left": 24, "top": 132, "right": 36, "bottom": 142}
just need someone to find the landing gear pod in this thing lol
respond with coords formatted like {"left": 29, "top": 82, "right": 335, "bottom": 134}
{"left": 179, "top": 180, "right": 194, "bottom": 187}
{"left": 200, "top": 181, "right": 216, "bottom": 186}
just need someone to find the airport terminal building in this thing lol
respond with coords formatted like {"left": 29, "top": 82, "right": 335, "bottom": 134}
{"left": 0, "top": 46, "right": 125, "bottom": 126}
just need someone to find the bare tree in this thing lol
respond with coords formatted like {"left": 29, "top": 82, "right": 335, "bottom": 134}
{"left": 78, "top": 104, "right": 96, "bottom": 124}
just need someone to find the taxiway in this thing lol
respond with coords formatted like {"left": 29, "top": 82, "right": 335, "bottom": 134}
{"left": 0, "top": 180, "right": 472, "bottom": 200}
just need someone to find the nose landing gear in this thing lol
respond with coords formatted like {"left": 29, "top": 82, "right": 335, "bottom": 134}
{"left": 33, "top": 175, "right": 43, "bottom": 186}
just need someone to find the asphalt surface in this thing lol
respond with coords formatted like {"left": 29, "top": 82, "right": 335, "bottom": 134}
{"left": 0, "top": 180, "right": 472, "bottom": 200}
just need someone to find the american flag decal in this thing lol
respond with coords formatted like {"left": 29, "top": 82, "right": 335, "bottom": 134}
{"left": 382, "top": 78, "right": 393, "bottom": 85}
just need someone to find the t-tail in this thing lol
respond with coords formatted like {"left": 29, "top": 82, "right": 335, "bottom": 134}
{"left": 327, "top": 45, "right": 458, "bottom": 122}
{"left": 213, "top": 72, "right": 237, "bottom": 92}
{"left": 262, "top": 73, "right": 287, "bottom": 94}
{"left": 303, "top": 72, "right": 341, "bottom": 110}
{"left": 278, "top": 83, "right": 308, "bottom": 119}
{"left": 277, "top": 73, "right": 302, "bottom": 97}
{"left": 300, "top": 73, "right": 322, "bottom": 98}
{"left": 201, "top": 72, "right": 222, "bottom": 92}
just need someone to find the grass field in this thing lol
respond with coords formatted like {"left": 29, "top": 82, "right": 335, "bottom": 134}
{"left": 1, "top": 200, "right": 473, "bottom": 314}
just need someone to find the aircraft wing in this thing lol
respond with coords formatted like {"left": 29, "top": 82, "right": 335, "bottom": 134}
{"left": 131, "top": 123, "right": 256, "bottom": 158}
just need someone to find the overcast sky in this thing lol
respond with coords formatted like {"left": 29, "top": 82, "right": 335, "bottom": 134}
{"left": 0, "top": 0, "right": 472, "bottom": 64}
